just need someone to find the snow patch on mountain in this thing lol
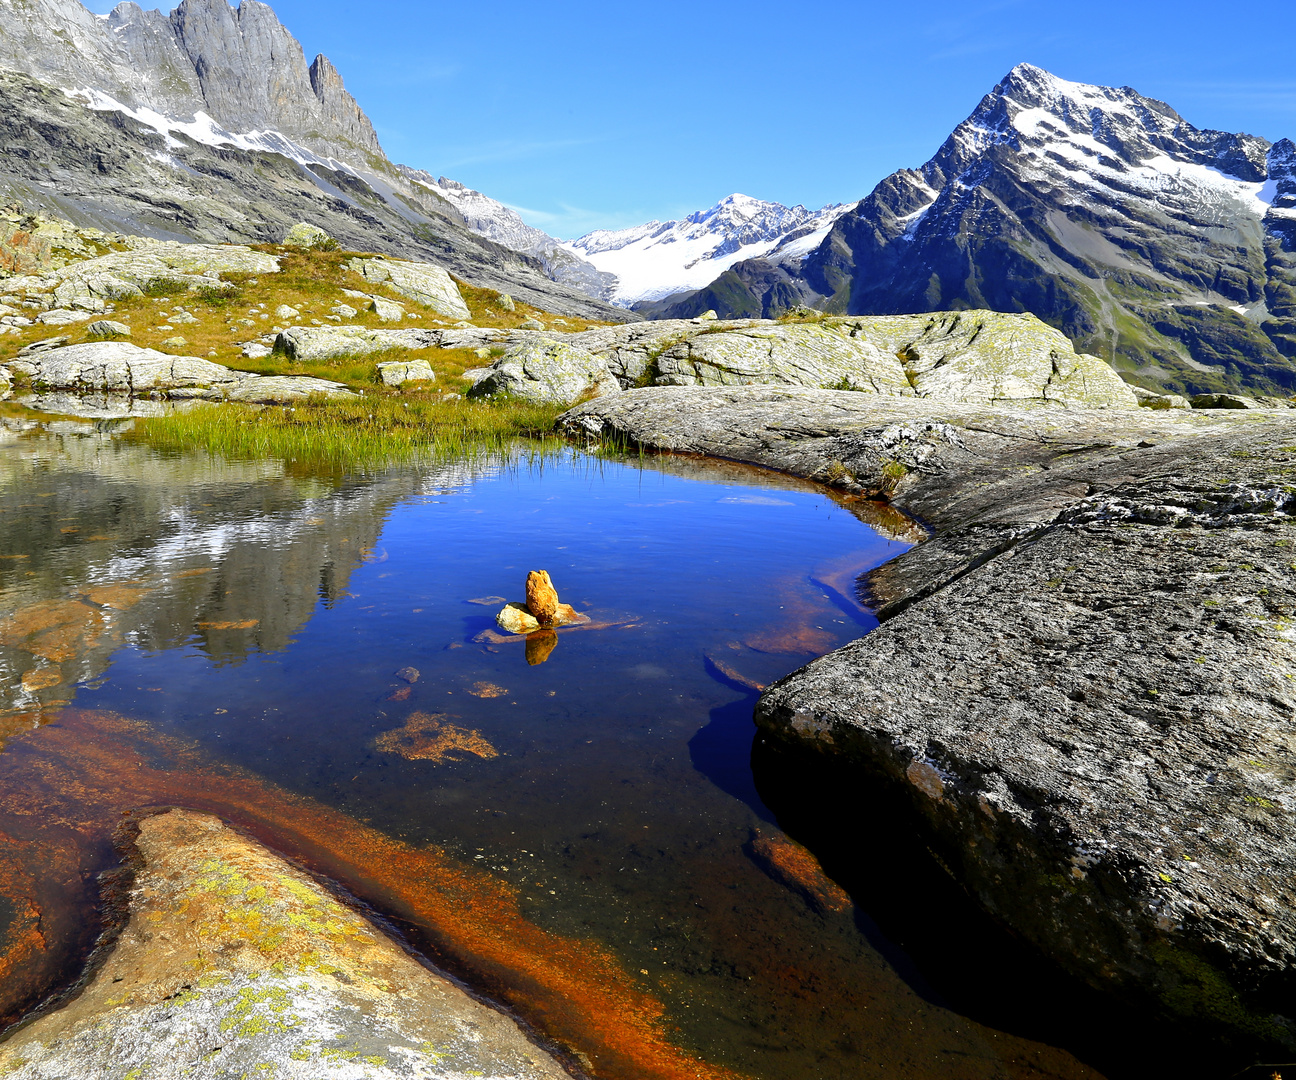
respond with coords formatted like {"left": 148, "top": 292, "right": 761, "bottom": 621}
{"left": 564, "top": 194, "right": 855, "bottom": 307}
{"left": 399, "top": 170, "right": 618, "bottom": 302}
{"left": 65, "top": 85, "right": 356, "bottom": 174}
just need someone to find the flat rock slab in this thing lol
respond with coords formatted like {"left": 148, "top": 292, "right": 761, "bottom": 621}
{"left": 3, "top": 343, "right": 354, "bottom": 404}
{"left": 276, "top": 326, "right": 439, "bottom": 362}
{"left": 559, "top": 386, "right": 1296, "bottom": 1051}
{"left": 0, "top": 808, "right": 569, "bottom": 1079}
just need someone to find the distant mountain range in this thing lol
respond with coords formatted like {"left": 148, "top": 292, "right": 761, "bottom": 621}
{"left": 653, "top": 65, "right": 1296, "bottom": 396}
{"left": 563, "top": 195, "right": 855, "bottom": 309}
{"left": 1, "top": 0, "right": 1293, "bottom": 394}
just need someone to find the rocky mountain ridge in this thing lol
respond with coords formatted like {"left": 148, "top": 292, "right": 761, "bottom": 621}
{"left": 0, "top": 0, "right": 633, "bottom": 321}
{"left": 665, "top": 65, "right": 1296, "bottom": 397}
{"left": 399, "top": 169, "right": 618, "bottom": 301}
{"left": 0, "top": 0, "right": 381, "bottom": 168}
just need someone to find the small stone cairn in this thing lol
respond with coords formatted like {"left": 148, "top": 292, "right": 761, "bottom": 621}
{"left": 496, "top": 570, "right": 586, "bottom": 635}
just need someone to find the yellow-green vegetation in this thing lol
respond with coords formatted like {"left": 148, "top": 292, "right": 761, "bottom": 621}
{"left": 127, "top": 393, "right": 566, "bottom": 472}
{"left": 0, "top": 242, "right": 606, "bottom": 368}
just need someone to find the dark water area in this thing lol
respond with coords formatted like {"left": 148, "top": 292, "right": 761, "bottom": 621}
{"left": 0, "top": 427, "right": 1126, "bottom": 1079}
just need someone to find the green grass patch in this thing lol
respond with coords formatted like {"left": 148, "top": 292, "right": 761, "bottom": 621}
{"left": 127, "top": 393, "right": 566, "bottom": 473}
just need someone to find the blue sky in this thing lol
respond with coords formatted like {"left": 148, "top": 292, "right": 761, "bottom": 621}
{"left": 85, "top": 0, "right": 1296, "bottom": 239}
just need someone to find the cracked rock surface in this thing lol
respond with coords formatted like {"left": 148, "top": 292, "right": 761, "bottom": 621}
{"left": 559, "top": 385, "right": 1296, "bottom": 1052}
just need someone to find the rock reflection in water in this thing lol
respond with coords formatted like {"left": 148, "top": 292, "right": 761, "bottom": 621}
{"left": 0, "top": 424, "right": 499, "bottom": 725}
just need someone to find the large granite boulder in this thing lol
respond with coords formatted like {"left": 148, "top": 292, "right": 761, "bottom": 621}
{"left": 557, "top": 386, "right": 1296, "bottom": 1053}
{"left": 345, "top": 257, "right": 471, "bottom": 320}
{"left": 654, "top": 323, "right": 914, "bottom": 395}
{"left": 468, "top": 337, "right": 620, "bottom": 405}
{"left": 275, "top": 326, "right": 437, "bottom": 362}
{"left": 831, "top": 311, "right": 1140, "bottom": 408}
{"left": 43, "top": 242, "right": 281, "bottom": 311}
{"left": 0, "top": 809, "right": 569, "bottom": 1079}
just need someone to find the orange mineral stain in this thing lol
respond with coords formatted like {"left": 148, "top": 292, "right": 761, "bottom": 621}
{"left": 0, "top": 710, "right": 741, "bottom": 1080}
{"left": 746, "top": 834, "right": 853, "bottom": 914}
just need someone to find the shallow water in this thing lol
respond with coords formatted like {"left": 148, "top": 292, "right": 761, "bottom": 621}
{"left": 0, "top": 428, "right": 1111, "bottom": 1079}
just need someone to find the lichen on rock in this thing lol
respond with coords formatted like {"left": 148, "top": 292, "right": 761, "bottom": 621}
{"left": 0, "top": 808, "right": 568, "bottom": 1079}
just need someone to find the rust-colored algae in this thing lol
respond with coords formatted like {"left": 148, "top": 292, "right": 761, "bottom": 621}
{"left": 467, "top": 681, "right": 508, "bottom": 699}
{"left": 0, "top": 710, "right": 742, "bottom": 1080}
{"left": 374, "top": 712, "right": 500, "bottom": 764}
{"left": 0, "top": 599, "right": 109, "bottom": 663}
{"left": 746, "top": 834, "right": 852, "bottom": 914}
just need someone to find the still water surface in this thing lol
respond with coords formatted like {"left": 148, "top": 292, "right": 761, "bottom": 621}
{"left": 0, "top": 427, "right": 1108, "bottom": 1079}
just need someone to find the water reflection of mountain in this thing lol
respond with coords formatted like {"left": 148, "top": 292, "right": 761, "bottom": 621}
{"left": 0, "top": 427, "right": 497, "bottom": 726}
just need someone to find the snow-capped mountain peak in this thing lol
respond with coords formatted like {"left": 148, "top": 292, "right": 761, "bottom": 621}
{"left": 565, "top": 193, "right": 855, "bottom": 307}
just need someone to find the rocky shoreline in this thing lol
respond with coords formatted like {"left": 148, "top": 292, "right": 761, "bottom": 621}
{"left": 558, "top": 386, "right": 1296, "bottom": 1057}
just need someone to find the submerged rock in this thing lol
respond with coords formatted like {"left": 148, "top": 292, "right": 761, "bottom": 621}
{"left": 0, "top": 808, "right": 566, "bottom": 1079}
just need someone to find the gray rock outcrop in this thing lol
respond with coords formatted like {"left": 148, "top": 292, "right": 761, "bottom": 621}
{"left": 449, "top": 311, "right": 1139, "bottom": 408}
{"left": 376, "top": 359, "right": 433, "bottom": 386}
{"left": 345, "top": 258, "right": 471, "bottom": 320}
{"left": 557, "top": 385, "right": 1296, "bottom": 1053}
{"left": 3, "top": 341, "right": 354, "bottom": 403}
{"left": 467, "top": 338, "right": 620, "bottom": 405}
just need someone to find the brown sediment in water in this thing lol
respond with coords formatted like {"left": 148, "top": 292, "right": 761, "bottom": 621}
{"left": 0, "top": 709, "right": 741, "bottom": 1080}
{"left": 375, "top": 712, "right": 500, "bottom": 764}
{"left": 468, "top": 681, "right": 508, "bottom": 699}
{"left": 0, "top": 598, "right": 111, "bottom": 663}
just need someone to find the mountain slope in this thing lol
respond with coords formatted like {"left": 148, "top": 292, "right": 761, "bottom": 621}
{"left": 0, "top": 0, "right": 633, "bottom": 321}
{"left": 668, "top": 65, "right": 1295, "bottom": 396}
{"left": 565, "top": 194, "right": 854, "bottom": 309}
{"left": 398, "top": 170, "right": 617, "bottom": 301}
{"left": 807, "top": 64, "right": 1295, "bottom": 395}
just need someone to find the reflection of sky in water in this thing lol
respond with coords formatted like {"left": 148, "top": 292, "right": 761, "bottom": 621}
{"left": 0, "top": 438, "right": 1107, "bottom": 1079}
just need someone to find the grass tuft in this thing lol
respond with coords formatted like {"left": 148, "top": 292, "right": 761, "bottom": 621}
{"left": 128, "top": 393, "right": 566, "bottom": 474}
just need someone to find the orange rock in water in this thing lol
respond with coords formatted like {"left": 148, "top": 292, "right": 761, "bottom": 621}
{"left": 525, "top": 570, "right": 560, "bottom": 626}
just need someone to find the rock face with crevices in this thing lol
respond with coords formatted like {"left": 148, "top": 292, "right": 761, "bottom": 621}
{"left": 456, "top": 311, "right": 1137, "bottom": 407}
{"left": 558, "top": 384, "right": 1296, "bottom": 1053}
{"left": 468, "top": 338, "right": 620, "bottom": 405}
{"left": 346, "top": 258, "right": 471, "bottom": 321}
{"left": 0, "top": 808, "right": 569, "bottom": 1079}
